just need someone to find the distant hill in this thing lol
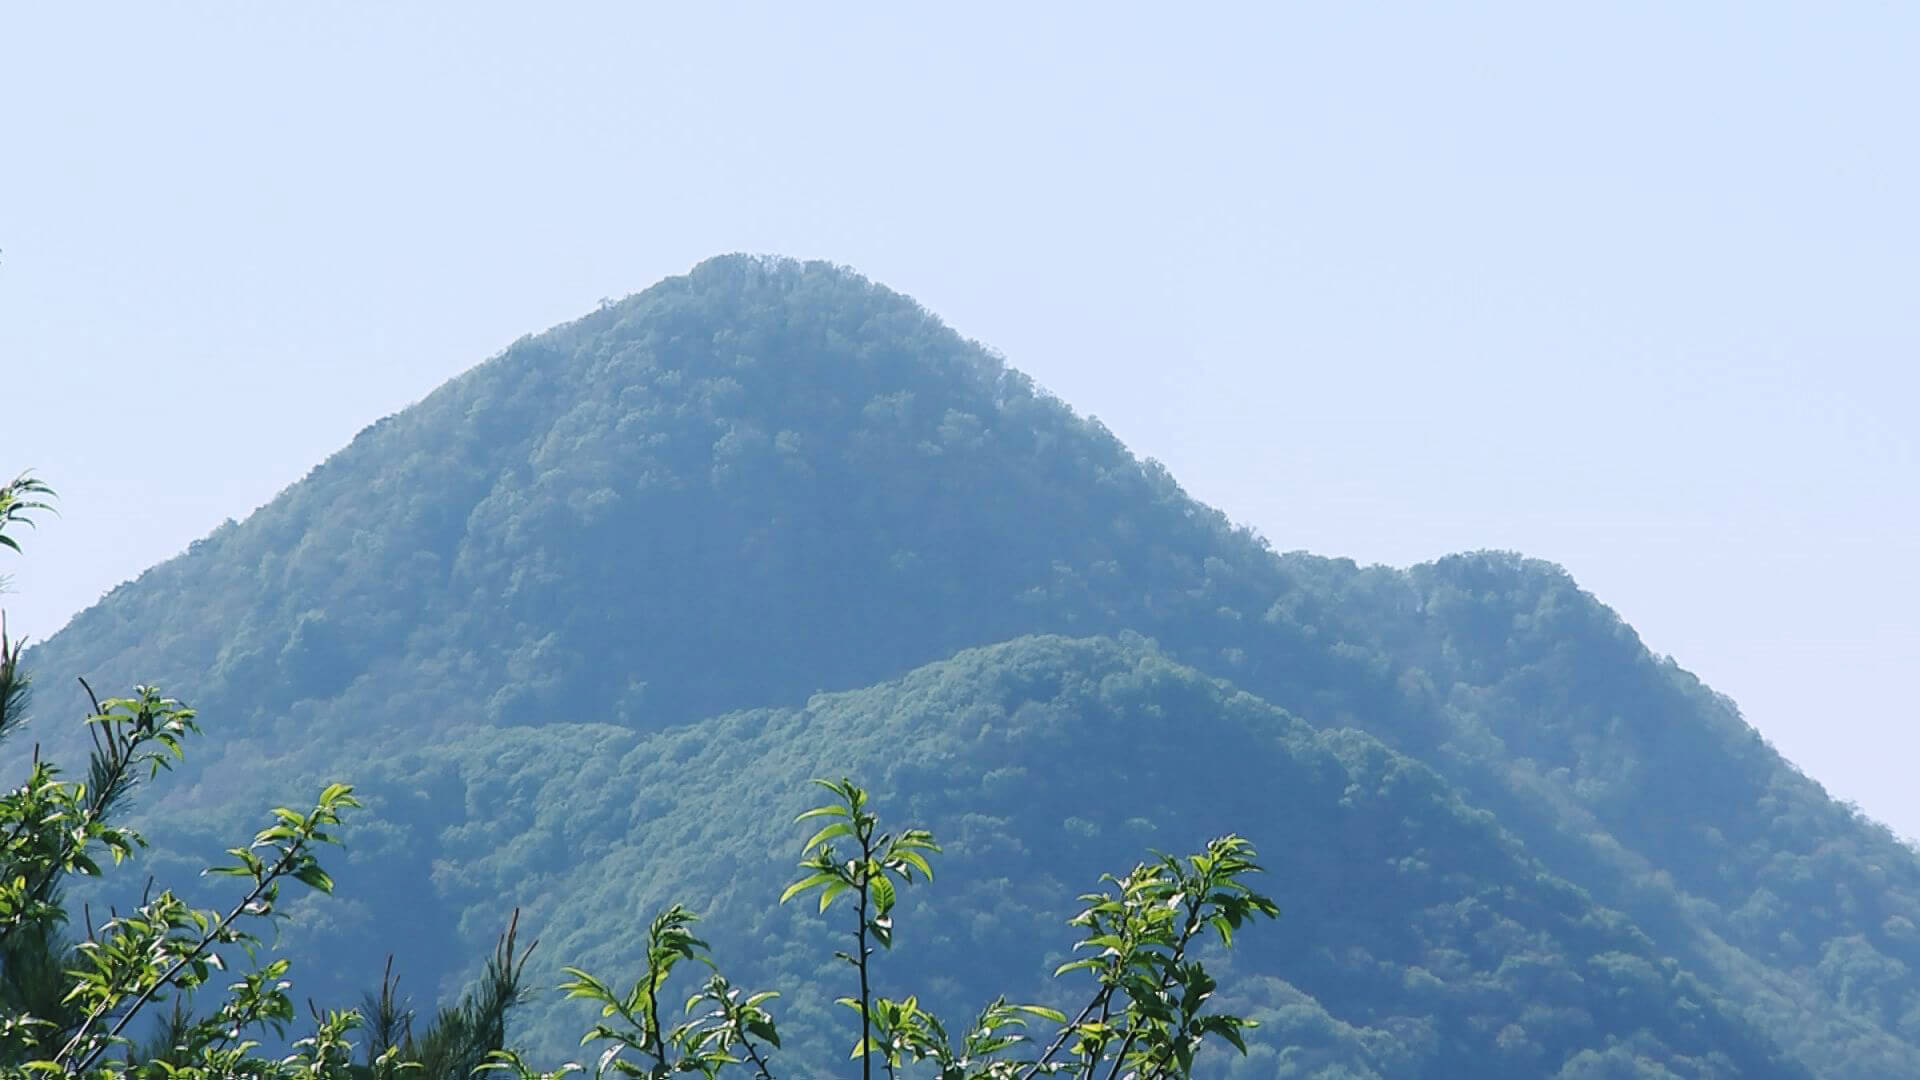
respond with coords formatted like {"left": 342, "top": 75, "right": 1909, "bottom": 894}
{"left": 21, "top": 255, "right": 1920, "bottom": 1076}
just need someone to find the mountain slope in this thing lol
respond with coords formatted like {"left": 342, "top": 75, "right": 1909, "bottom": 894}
{"left": 275, "top": 634, "right": 1805, "bottom": 1077}
{"left": 19, "top": 255, "right": 1920, "bottom": 1075}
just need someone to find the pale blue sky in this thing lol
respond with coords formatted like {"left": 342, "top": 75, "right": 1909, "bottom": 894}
{"left": 3, "top": 5, "right": 1916, "bottom": 832}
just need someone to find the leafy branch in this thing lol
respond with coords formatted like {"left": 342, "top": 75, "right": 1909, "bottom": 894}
{"left": 43, "top": 783, "right": 359, "bottom": 1074}
{"left": 0, "top": 472, "right": 54, "bottom": 557}
{"left": 1028, "top": 835, "right": 1280, "bottom": 1079}
{"left": 527, "top": 905, "right": 781, "bottom": 1080}
{"left": 780, "top": 778, "right": 939, "bottom": 1079}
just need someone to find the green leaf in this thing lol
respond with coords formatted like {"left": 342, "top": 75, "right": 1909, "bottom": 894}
{"left": 896, "top": 850, "right": 935, "bottom": 881}
{"left": 291, "top": 864, "right": 334, "bottom": 893}
{"left": 816, "top": 879, "right": 850, "bottom": 912}
{"left": 780, "top": 872, "right": 836, "bottom": 904}
{"left": 802, "top": 820, "right": 855, "bottom": 852}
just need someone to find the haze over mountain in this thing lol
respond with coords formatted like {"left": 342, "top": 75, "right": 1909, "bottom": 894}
{"left": 20, "top": 256, "right": 1920, "bottom": 1076}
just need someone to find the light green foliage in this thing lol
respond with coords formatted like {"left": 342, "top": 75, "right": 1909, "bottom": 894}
{"left": 0, "top": 474, "right": 52, "bottom": 558}
{"left": 1046, "top": 836, "right": 1279, "bottom": 1076}
{"left": 9, "top": 783, "right": 359, "bottom": 1075}
{"left": 545, "top": 904, "right": 783, "bottom": 1079}
{"left": 0, "top": 482, "right": 361, "bottom": 1076}
{"left": 782, "top": 778, "right": 942, "bottom": 1076}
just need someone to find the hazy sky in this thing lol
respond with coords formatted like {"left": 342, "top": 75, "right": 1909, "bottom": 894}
{"left": 3, "top": 6, "right": 1915, "bottom": 833}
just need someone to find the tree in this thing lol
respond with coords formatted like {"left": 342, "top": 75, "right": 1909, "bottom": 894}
{"left": 486, "top": 780, "right": 1279, "bottom": 1080}
{"left": 0, "top": 473, "right": 1280, "bottom": 1077}
{"left": 0, "top": 473, "right": 373, "bottom": 1076}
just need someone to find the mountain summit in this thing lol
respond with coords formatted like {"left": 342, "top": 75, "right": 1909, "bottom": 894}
{"left": 23, "top": 256, "right": 1920, "bottom": 1076}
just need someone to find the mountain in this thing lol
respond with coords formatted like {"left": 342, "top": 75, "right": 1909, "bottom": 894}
{"left": 19, "top": 255, "right": 1920, "bottom": 1076}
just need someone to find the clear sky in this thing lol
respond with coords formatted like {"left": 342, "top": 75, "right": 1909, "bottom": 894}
{"left": 3, "top": 6, "right": 1915, "bottom": 834}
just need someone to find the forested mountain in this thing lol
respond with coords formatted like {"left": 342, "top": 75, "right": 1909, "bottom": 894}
{"left": 20, "top": 255, "right": 1920, "bottom": 1076}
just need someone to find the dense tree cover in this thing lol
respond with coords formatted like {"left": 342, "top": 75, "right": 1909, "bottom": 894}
{"left": 350, "top": 634, "right": 1810, "bottom": 1077}
{"left": 17, "top": 254, "right": 1919, "bottom": 1074}
{"left": 4, "top": 478, "right": 1289, "bottom": 1078}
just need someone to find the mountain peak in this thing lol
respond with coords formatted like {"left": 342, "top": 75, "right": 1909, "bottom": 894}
{"left": 549, "top": 253, "right": 971, "bottom": 383}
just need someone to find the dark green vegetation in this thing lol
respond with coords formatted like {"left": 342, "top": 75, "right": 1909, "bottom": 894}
{"left": 17, "top": 255, "right": 1920, "bottom": 1076}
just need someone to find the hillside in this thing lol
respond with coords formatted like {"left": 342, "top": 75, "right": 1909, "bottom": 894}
{"left": 350, "top": 634, "right": 1808, "bottom": 1076}
{"left": 19, "top": 255, "right": 1920, "bottom": 1076}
